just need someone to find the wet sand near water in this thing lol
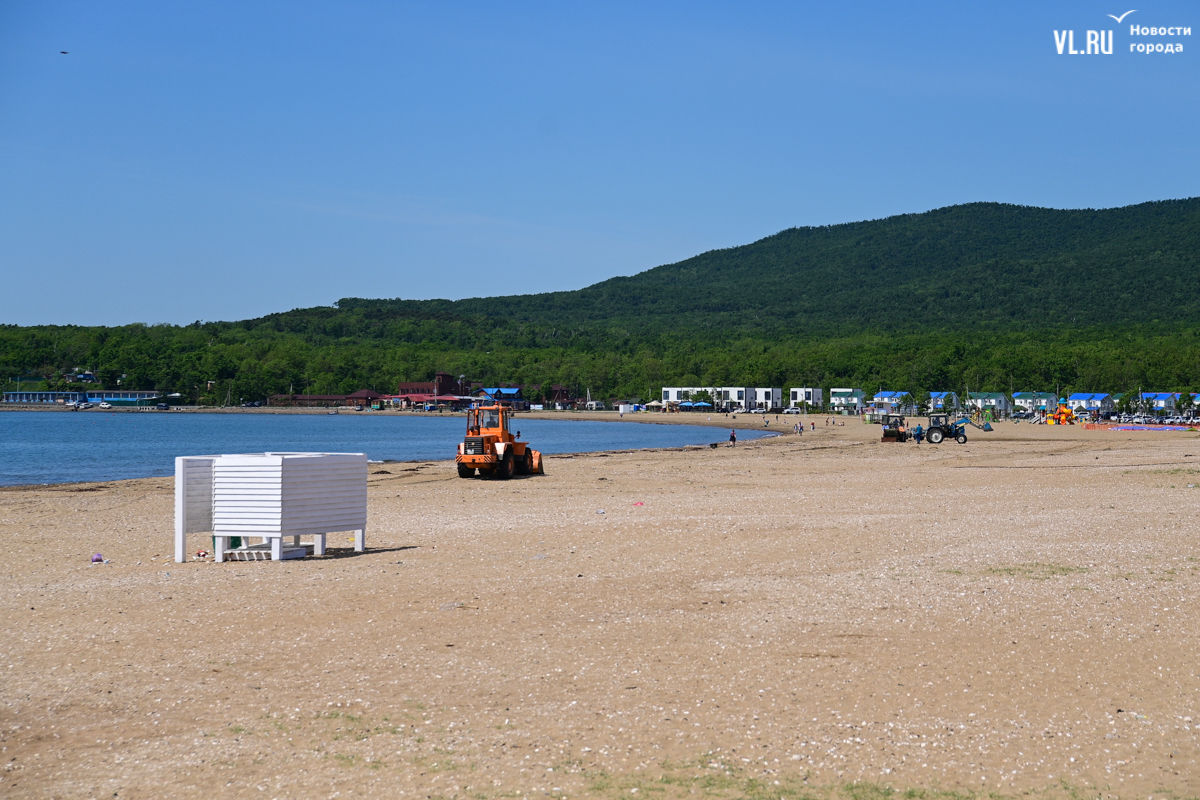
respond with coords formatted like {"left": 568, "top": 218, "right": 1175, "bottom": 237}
{"left": 2, "top": 418, "right": 1198, "bottom": 798}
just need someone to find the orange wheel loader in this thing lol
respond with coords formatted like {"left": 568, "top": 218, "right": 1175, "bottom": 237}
{"left": 455, "top": 403, "right": 544, "bottom": 479}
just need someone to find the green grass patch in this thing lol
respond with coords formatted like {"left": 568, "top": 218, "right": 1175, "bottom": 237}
{"left": 573, "top": 760, "right": 1123, "bottom": 800}
{"left": 983, "top": 563, "right": 1089, "bottom": 580}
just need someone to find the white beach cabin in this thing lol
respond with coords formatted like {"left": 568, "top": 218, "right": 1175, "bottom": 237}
{"left": 175, "top": 452, "right": 368, "bottom": 563}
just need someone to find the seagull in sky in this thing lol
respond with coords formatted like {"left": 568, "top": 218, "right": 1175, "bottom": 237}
{"left": 60, "top": 51, "right": 68, "bottom": 54}
{"left": 1107, "top": 10, "right": 1136, "bottom": 23}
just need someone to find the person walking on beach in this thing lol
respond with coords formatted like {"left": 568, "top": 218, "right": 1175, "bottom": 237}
{"left": 811, "top": 421, "right": 816, "bottom": 431}
{"left": 913, "top": 423, "right": 924, "bottom": 444}
{"left": 729, "top": 429, "right": 737, "bottom": 446}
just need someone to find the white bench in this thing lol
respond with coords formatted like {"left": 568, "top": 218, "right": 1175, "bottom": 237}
{"left": 175, "top": 452, "right": 367, "bottom": 562}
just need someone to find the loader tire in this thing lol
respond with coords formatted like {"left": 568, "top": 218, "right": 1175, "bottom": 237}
{"left": 956, "top": 432, "right": 968, "bottom": 444}
{"left": 457, "top": 464, "right": 475, "bottom": 479}
{"left": 515, "top": 450, "right": 531, "bottom": 475}
{"left": 926, "top": 428, "right": 945, "bottom": 444}
{"left": 497, "top": 452, "right": 515, "bottom": 480}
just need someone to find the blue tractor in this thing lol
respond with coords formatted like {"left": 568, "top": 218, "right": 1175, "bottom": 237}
{"left": 925, "top": 414, "right": 993, "bottom": 444}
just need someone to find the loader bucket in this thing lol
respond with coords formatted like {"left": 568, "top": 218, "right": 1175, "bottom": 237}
{"left": 982, "top": 422, "right": 993, "bottom": 432}
{"left": 530, "top": 449, "right": 545, "bottom": 475}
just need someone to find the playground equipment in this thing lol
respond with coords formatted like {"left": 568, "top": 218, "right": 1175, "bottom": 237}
{"left": 1047, "top": 404, "right": 1075, "bottom": 425}
{"left": 925, "top": 414, "right": 994, "bottom": 444}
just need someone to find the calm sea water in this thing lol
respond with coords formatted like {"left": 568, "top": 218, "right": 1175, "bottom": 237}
{"left": 0, "top": 411, "right": 770, "bottom": 486}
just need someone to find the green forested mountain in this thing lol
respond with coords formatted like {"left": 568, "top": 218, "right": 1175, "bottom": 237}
{"left": 4, "top": 199, "right": 1200, "bottom": 403}
{"left": 342, "top": 198, "right": 1200, "bottom": 335}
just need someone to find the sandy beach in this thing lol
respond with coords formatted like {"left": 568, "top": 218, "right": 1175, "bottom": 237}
{"left": 2, "top": 416, "right": 1199, "bottom": 798}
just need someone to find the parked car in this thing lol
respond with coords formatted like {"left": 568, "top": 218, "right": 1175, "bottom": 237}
{"left": 156, "top": 403, "right": 170, "bottom": 410}
{"left": 79, "top": 402, "right": 93, "bottom": 409}
{"left": 782, "top": 407, "right": 803, "bottom": 414}
{"left": 98, "top": 402, "right": 112, "bottom": 409}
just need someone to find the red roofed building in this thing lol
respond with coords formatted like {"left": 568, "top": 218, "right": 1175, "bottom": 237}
{"left": 396, "top": 372, "right": 468, "bottom": 397}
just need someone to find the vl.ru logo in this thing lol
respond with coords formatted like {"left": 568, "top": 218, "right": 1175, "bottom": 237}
{"left": 1054, "top": 28, "right": 1114, "bottom": 54}
{"left": 1055, "top": 10, "right": 1190, "bottom": 55}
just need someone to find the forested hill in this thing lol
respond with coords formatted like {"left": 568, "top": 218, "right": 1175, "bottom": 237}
{"left": 314, "top": 198, "right": 1200, "bottom": 339}
{"left": 5, "top": 198, "right": 1200, "bottom": 402}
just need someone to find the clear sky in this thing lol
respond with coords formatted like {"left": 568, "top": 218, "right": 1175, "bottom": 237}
{"left": 2, "top": 1, "right": 1197, "bottom": 326}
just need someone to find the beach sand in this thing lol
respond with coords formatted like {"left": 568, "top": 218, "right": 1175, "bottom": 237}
{"left": 2, "top": 417, "right": 1198, "bottom": 798}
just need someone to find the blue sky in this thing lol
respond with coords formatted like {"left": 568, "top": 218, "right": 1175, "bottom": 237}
{"left": 2, "top": 1, "right": 1197, "bottom": 326}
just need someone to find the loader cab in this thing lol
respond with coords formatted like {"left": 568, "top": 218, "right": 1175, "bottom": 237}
{"left": 467, "top": 404, "right": 511, "bottom": 439}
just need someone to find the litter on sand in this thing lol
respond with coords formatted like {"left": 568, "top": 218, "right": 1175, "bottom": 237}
{"left": 596, "top": 509, "right": 605, "bottom": 514}
{"left": 91, "top": 553, "right": 103, "bottom": 563}
{"left": 633, "top": 502, "right": 644, "bottom": 506}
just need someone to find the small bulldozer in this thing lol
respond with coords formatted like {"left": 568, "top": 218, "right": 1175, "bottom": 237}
{"left": 881, "top": 414, "right": 909, "bottom": 442}
{"left": 925, "top": 414, "right": 993, "bottom": 444}
{"left": 456, "top": 403, "right": 544, "bottom": 479}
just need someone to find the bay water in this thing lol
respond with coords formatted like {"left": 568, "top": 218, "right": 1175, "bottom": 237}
{"left": 0, "top": 411, "right": 770, "bottom": 486}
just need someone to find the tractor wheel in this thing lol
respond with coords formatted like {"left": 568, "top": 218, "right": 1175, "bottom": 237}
{"left": 497, "top": 452, "right": 515, "bottom": 480}
{"left": 927, "top": 428, "right": 945, "bottom": 444}
{"left": 457, "top": 464, "right": 475, "bottom": 479}
{"left": 956, "top": 432, "right": 968, "bottom": 444}
{"left": 515, "top": 450, "right": 531, "bottom": 475}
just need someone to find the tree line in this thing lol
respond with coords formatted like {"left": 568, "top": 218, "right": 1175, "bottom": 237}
{"left": 4, "top": 321, "right": 1200, "bottom": 405}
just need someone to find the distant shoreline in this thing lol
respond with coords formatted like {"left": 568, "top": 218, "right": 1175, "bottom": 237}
{"left": 0, "top": 408, "right": 786, "bottom": 489}
{"left": 0, "top": 403, "right": 801, "bottom": 430}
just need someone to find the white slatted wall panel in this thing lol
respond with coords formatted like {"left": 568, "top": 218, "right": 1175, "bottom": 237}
{"left": 212, "top": 453, "right": 367, "bottom": 538}
{"left": 174, "top": 455, "right": 218, "bottom": 563}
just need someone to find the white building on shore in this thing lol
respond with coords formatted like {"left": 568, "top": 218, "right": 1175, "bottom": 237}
{"left": 829, "top": 388, "right": 866, "bottom": 413}
{"left": 660, "top": 387, "right": 782, "bottom": 411}
{"left": 788, "top": 387, "right": 823, "bottom": 409}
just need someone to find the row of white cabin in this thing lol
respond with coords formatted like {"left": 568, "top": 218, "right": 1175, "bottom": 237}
{"left": 857, "top": 391, "right": 1192, "bottom": 415}
{"left": 660, "top": 388, "right": 1193, "bottom": 415}
{"left": 660, "top": 386, "right": 790, "bottom": 411}
{"left": 661, "top": 386, "right": 969, "bottom": 413}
